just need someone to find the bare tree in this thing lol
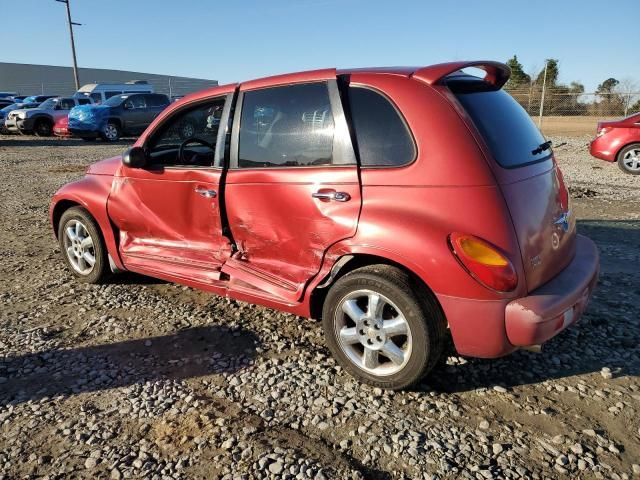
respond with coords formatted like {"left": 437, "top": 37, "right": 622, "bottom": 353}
{"left": 616, "top": 78, "right": 640, "bottom": 116}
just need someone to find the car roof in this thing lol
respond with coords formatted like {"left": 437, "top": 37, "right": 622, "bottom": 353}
{"left": 173, "top": 61, "right": 509, "bottom": 106}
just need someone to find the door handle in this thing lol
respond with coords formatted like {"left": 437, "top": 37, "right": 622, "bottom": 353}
{"left": 195, "top": 187, "right": 217, "bottom": 198}
{"left": 311, "top": 191, "right": 351, "bottom": 202}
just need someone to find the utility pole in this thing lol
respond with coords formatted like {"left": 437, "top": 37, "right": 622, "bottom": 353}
{"left": 56, "top": 0, "right": 81, "bottom": 91}
{"left": 538, "top": 60, "right": 548, "bottom": 129}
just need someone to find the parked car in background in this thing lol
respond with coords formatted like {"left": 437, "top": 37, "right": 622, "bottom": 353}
{"left": 68, "top": 93, "right": 169, "bottom": 141}
{"left": 5, "top": 96, "right": 92, "bottom": 136}
{"left": 22, "top": 95, "right": 58, "bottom": 104}
{"left": 0, "top": 103, "right": 41, "bottom": 134}
{"left": 590, "top": 112, "right": 640, "bottom": 175}
{"left": 0, "top": 92, "right": 17, "bottom": 99}
{"left": 50, "top": 61, "right": 599, "bottom": 390}
{"left": 73, "top": 80, "right": 154, "bottom": 105}
{"left": 53, "top": 115, "right": 72, "bottom": 137}
{"left": 12, "top": 95, "right": 28, "bottom": 102}
{"left": 0, "top": 98, "right": 15, "bottom": 109}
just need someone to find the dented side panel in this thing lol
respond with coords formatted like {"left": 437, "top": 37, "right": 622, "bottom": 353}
{"left": 223, "top": 167, "right": 361, "bottom": 301}
{"left": 107, "top": 167, "right": 232, "bottom": 284}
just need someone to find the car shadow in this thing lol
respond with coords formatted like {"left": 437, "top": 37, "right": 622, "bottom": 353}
{"left": 0, "top": 325, "right": 259, "bottom": 406}
{"left": 419, "top": 219, "right": 640, "bottom": 394}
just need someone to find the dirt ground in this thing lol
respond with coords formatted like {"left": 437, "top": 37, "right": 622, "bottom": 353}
{"left": 534, "top": 116, "right": 618, "bottom": 137}
{"left": 0, "top": 135, "right": 638, "bottom": 479}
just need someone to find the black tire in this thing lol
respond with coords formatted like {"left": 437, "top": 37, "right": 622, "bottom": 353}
{"left": 322, "top": 265, "right": 446, "bottom": 390}
{"left": 58, "top": 207, "right": 110, "bottom": 284}
{"left": 34, "top": 119, "right": 53, "bottom": 137}
{"left": 616, "top": 143, "right": 640, "bottom": 175}
{"left": 101, "top": 122, "right": 121, "bottom": 141}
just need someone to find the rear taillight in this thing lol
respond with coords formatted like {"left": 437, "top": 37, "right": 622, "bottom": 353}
{"left": 448, "top": 233, "right": 518, "bottom": 292}
{"left": 596, "top": 127, "right": 610, "bottom": 137}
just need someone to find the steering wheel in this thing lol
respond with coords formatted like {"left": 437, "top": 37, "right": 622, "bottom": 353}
{"left": 178, "top": 137, "right": 214, "bottom": 165}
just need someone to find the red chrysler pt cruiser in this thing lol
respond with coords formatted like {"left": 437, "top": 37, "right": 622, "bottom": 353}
{"left": 50, "top": 61, "right": 599, "bottom": 390}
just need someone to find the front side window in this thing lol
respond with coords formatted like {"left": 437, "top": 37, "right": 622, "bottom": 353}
{"left": 146, "top": 94, "right": 169, "bottom": 108}
{"left": 238, "top": 82, "right": 334, "bottom": 168}
{"left": 147, "top": 98, "right": 225, "bottom": 168}
{"left": 90, "top": 92, "right": 102, "bottom": 104}
{"left": 77, "top": 98, "right": 91, "bottom": 105}
{"left": 347, "top": 86, "right": 415, "bottom": 167}
{"left": 125, "top": 95, "right": 146, "bottom": 109}
{"left": 105, "top": 91, "right": 122, "bottom": 99}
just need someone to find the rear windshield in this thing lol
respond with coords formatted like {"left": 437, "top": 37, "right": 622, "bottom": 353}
{"left": 455, "top": 88, "right": 550, "bottom": 168}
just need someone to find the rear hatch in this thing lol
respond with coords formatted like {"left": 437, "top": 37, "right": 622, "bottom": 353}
{"left": 450, "top": 78, "right": 576, "bottom": 293}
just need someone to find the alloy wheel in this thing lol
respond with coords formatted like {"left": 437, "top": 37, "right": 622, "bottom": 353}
{"left": 62, "top": 219, "right": 96, "bottom": 275}
{"left": 103, "top": 124, "right": 118, "bottom": 141}
{"left": 622, "top": 148, "right": 640, "bottom": 172}
{"left": 334, "top": 289, "right": 412, "bottom": 376}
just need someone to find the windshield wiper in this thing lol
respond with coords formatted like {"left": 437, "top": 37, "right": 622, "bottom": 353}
{"left": 532, "top": 140, "right": 553, "bottom": 155}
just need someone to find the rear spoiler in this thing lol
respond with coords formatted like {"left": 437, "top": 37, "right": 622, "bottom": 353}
{"left": 411, "top": 61, "right": 511, "bottom": 89}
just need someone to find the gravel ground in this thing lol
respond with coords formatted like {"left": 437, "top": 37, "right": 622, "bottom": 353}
{"left": 0, "top": 135, "right": 638, "bottom": 479}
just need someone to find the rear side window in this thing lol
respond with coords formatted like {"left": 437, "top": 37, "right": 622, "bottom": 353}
{"left": 105, "top": 91, "right": 121, "bottom": 99}
{"left": 347, "top": 86, "right": 415, "bottom": 167}
{"left": 455, "top": 89, "right": 549, "bottom": 168}
{"left": 147, "top": 94, "right": 169, "bottom": 107}
{"left": 77, "top": 98, "right": 91, "bottom": 105}
{"left": 238, "top": 82, "right": 334, "bottom": 168}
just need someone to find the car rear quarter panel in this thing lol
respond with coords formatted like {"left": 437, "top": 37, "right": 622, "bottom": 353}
{"left": 341, "top": 73, "right": 525, "bottom": 298}
{"left": 50, "top": 173, "right": 124, "bottom": 270}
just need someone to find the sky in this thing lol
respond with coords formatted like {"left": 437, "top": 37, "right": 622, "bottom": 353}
{"left": 2, "top": 0, "right": 638, "bottom": 93}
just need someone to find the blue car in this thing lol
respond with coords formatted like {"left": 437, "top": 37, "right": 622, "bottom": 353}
{"left": 68, "top": 93, "right": 169, "bottom": 141}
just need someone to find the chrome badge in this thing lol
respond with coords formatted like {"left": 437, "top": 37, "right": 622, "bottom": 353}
{"left": 554, "top": 210, "right": 571, "bottom": 232}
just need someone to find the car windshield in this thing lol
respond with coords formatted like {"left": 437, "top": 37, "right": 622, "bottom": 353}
{"left": 104, "top": 95, "right": 128, "bottom": 107}
{"left": 454, "top": 83, "right": 549, "bottom": 168}
{"left": 39, "top": 98, "right": 58, "bottom": 110}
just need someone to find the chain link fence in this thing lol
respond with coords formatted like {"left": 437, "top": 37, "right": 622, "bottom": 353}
{"left": 506, "top": 87, "right": 640, "bottom": 136}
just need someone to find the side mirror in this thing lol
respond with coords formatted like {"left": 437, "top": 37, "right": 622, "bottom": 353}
{"left": 122, "top": 146, "right": 147, "bottom": 168}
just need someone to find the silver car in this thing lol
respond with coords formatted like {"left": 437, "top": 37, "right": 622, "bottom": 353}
{"left": 4, "top": 97, "right": 92, "bottom": 136}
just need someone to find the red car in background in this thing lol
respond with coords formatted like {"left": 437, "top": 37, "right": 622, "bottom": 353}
{"left": 590, "top": 113, "right": 640, "bottom": 174}
{"left": 53, "top": 116, "right": 72, "bottom": 137}
{"left": 49, "top": 61, "right": 599, "bottom": 390}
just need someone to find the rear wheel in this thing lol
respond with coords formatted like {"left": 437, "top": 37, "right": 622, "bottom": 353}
{"left": 322, "top": 265, "right": 446, "bottom": 390}
{"left": 101, "top": 122, "right": 121, "bottom": 141}
{"left": 58, "top": 207, "right": 109, "bottom": 284}
{"left": 617, "top": 143, "right": 640, "bottom": 175}
{"left": 34, "top": 119, "right": 53, "bottom": 137}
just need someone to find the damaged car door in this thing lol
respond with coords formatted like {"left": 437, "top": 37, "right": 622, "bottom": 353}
{"left": 222, "top": 76, "right": 361, "bottom": 302}
{"left": 107, "top": 95, "right": 233, "bottom": 287}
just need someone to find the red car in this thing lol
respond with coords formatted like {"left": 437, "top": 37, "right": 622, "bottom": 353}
{"left": 49, "top": 61, "right": 599, "bottom": 389}
{"left": 53, "top": 115, "right": 72, "bottom": 137}
{"left": 590, "top": 113, "right": 640, "bottom": 174}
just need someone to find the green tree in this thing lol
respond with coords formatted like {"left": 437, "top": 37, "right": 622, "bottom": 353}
{"left": 505, "top": 55, "right": 531, "bottom": 89}
{"left": 596, "top": 78, "right": 619, "bottom": 94}
{"left": 536, "top": 59, "right": 559, "bottom": 86}
{"left": 592, "top": 78, "right": 624, "bottom": 116}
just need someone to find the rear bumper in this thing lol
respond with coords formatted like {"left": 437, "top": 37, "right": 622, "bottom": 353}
{"left": 505, "top": 234, "right": 599, "bottom": 346}
{"left": 589, "top": 136, "right": 616, "bottom": 162}
{"left": 437, "top": 235, "right": 599, "bottom": 358}
{"left": 69, "top": 128, "right": 99, "bottom": 138}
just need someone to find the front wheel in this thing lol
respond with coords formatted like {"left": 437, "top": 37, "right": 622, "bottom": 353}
{"left": 617, "top": 143, "right": 640, "bottom": 175}
{"left": 322, "top": 265, "right": 446, "bottom": 390}
{"left": 101, "top": 122, "right": 121, "bottom": 141}
{"left": 58, "top": 207, "right": 109, "bottom": 284}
